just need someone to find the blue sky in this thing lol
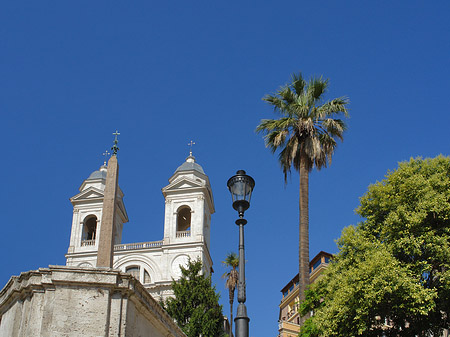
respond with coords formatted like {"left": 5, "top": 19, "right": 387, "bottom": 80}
{"left": 1, "top": 1, "right": 449, "bottom": 336}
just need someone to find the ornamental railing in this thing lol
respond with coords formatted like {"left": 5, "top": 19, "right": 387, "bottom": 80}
{"left": 176, "top": 230, "right": 191, "bottom": 238}
{"left": 114, "top": 240, "right": 163, "bottom": 251}
{"left": 81, "top": 239, "right": 96, "bottom": 246}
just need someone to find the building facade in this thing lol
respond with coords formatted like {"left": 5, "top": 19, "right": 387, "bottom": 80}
{"left": 65, "top": 154, "right": 215, "bottom": 301}
{"left": 278, "top": 251, "right": 332, "bottom": 337}
{"left": 0, "top": 266, "right": 186, "bottom": 337}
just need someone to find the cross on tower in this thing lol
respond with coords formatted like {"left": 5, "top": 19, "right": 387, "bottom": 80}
{"left": 188, "top": 140, "right": 195, "bottom": 156}
{"left": 112, "top": 130, "right": 120, "bottom": 155}
{"left": 102, "top": 150, "right": 110, "bottom": 165}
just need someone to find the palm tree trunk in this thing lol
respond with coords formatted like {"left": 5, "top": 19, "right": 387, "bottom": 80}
{"left": 299, "top": 160, "right": 310, "bottom": 323}
{"left": 229, "top": 297, "right": 234, "bottom": 336}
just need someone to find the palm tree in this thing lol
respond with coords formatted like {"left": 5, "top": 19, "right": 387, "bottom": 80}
{"left": 222, "top": 252, "right": 239, "bottom": 336}
{"left": 256, "top": 72, "right": 349, "bottom": 319}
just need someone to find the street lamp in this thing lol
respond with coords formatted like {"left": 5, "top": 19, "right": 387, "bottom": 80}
{"left": 227, "top": 170, "right": 255, "bottom": 337}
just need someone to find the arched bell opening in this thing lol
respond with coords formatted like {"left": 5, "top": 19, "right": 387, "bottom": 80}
{"left": 81, "top": 215, "right": 97, "bottom": 246}
{"left": 176, "top": 206, "right": 191, "bottom": 238}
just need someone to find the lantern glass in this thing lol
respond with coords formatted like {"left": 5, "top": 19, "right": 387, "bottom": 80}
{"left": 227, "top": 170, "right": 255, "bottom": 210}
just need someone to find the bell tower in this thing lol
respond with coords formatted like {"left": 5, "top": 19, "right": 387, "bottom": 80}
{"left": 161, "top": 153, "right": 215, "bottom": 271}
{"left": 64, "top": 138, "right": 214, "bottom": 300}
{"left": 65, "top": 162, "right": 128, "bottom": 268}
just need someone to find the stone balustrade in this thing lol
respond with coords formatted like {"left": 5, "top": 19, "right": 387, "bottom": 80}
{"left": 114, "top": 240, "right": 163, "bottom": 251}
{"left": 176, "top": 230, "right": 191, "bottom": 238}
{"left": 81, "top": 239, "right": 96, "bottom": 246}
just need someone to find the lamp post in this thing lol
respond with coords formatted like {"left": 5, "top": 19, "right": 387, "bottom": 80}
{"left": 227, "top": 170, "right": 255, "bottom": 337}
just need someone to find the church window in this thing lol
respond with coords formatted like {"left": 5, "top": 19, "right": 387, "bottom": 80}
{"left": 81, "top": 215, "right": 97, "bottom": 245}
{"left": 126, "top": 266, "right": 140, "bottom": 279}
{"left": 144, "top": 270, "right": 151, "bottom": 284}
{"left": 125, "top": 266, "right": 151, "bottom": 284}
{"left": 177, "top": 206, "right": 191, "bottom": 232}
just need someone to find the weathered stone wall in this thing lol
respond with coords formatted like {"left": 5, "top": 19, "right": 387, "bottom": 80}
{"left": 0, "top": 266, "right": 185, "bottom": 337}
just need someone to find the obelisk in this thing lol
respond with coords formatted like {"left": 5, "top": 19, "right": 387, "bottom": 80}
{"left": 97, "top": 131, "right": 120, "bottom": 268}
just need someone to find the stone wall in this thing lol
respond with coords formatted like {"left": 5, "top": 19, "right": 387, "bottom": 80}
{"left": 0, "top": 265, "right": 185, "bottom": 337}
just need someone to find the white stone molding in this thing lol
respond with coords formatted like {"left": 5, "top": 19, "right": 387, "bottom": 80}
{"left": 114, "top": 254, "right": 161, "bottom": 284}
{"left": 170, "top": 254, "right": 190, "bottom": 278}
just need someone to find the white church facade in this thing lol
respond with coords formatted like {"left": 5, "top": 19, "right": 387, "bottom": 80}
{"left": 65, "top": 153, "right": 215, "bottom": 301}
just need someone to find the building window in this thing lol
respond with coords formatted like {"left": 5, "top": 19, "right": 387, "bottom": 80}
{"left": 313, "top": 259, "right": 321, "bottom": 270}
{"left": 125, "top": 266, "right": 151, "bottom": 284}
{"left": 144, "top": 270, "right": 151, "bottom": 284}
{"left": 126, "top": 266, "right": 140, "bottom": 279}
{"left": 177, "top": 206, "right": 191, "bottom": 232}
{"left": 310, "top": 258, "right": 322, "bottom": 272}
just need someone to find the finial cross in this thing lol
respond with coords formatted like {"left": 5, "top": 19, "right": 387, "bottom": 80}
{"left": 188, "top": 140, "right": 195, "bottom": 156}
{"left": 111, "top": 130, "right": 120, "bottom": 155}
{"left": 102, "top": 150, "right": 110, "bottom": 165}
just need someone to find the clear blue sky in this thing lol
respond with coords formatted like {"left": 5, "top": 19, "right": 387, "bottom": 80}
{"left": 1, "top": 1, "right": 449, "bottom": 336}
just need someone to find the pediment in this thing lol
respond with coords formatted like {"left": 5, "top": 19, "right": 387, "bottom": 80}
{"left": 71, "top": 187, "right": 104, "bottom": 202}
{"left": 162, "top": 177, "right": 204, "bottom": 193}
{"left": 162, "top": 176, "right": 215, "bottom": 213}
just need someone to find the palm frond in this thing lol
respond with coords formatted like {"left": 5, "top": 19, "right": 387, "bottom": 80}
{"left": 291, "top": 72, "right": 306, "bottom": 95}
{"left": 278, "top": 146, "right": 292, "bottom": 182}
{"left": 315, "top": 96, "right": 349, "bottom": 119}
{"left": 279, "top": 86, "right": 296, "bottom": 106}
{"left": 278, "top": 135, "right": 303, "bottom": 182}
{"left": 321, "top": 118, "right": 346, "bottom": 141}
{"left": 264, "top": 129, "right": 290, "bottom": 152}
{"left": 256, "top": 117, "right": 297, "bottom": 133}
{"left": 222, "top": 253, "right": 239, "bottom": 293}
{"left": 307, "top": 76, "right": 328, "bottom": 101}
{"left": 262, "top": 94, "right": 288, "bottom": 114}
{"left": 318, "top": 133, "right": 338, "bottom": 167}
{"left": 259, "top": 72, "right": 348, "bottom": 176}
{"left": 222, "top": 252, "right": 239, "bottom": 268}
{"left": 289, "top": 136, "right": 299, "bottom": 162}
{"left": 292, "top": 100, "right": 310, "bottom": 118}
{"left": 296, "top": 118, "right": 315, "bottom": 140}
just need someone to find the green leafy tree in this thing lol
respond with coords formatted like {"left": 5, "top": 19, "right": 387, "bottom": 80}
{"left": 164, "top": 259, "right": 225, "bottom": 337}
{"left": 222, "top": 252, "right": 239, "bottom": 335}
{"left": 257, "top": 72, "right": 349, "bottom": 312}
{"left": 300, "top": 156, "right": 450, "bottom": 336}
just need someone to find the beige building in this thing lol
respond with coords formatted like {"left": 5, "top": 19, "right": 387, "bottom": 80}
{"left": 278, "top": 251, "right": 332, "bottom": 337}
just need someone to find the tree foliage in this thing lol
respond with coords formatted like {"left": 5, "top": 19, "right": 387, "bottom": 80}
{"left": 300, "top": 156, "right": 450, "bottom": 336}
{"left": 256, "top": 72, "right": 349, "bottom": 179}
{"left": 164, "top": 259, "right": 225, "bottom": 337}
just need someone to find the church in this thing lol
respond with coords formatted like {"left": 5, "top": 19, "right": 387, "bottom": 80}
{"left": 0, "top": 141, "right": 216, "bottom": 336}
{"left": 65, "top": 150, "right": 215, "bottom": 301}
